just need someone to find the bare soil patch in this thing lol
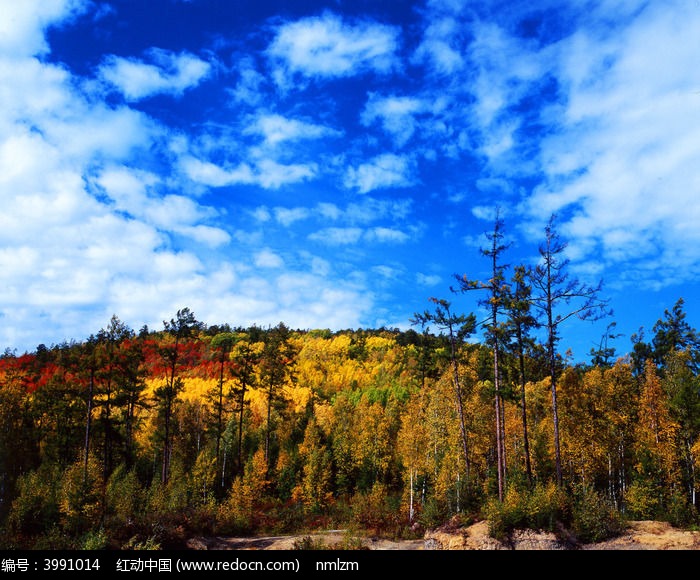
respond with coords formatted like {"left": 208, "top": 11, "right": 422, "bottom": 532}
{"left": 186, "top": 530, "right": 424, "bottom": 551}
{"left": 187, "top": 520, "right": 700, "bottom": 550}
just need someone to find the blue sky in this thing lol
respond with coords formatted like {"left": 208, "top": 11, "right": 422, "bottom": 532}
{"left": 2, "top": 0, "right": 700, "bottom": 361}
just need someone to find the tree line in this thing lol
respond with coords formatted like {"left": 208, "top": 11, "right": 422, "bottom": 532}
{"left": 1, "top": 213, "right": 699, "bottom": 549}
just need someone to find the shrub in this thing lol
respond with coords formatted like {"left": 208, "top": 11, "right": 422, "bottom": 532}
{"left": 485, "top": 482, "right": 568, "bottom": 540}
{"left": 81, "top": 528, "right": 109, "bottom": 550}
{"left": 7, "top": 467, "right": 61, "bottom": 536}
{"left": 666, "top": 490, "right": 699, "bottom": 528}
{"left": 351, "top": 483, "right": 401, "bottom": 537}
{"left": 625, "top": 479, "right": 662, "bottom": 520}
{"left": 571, "top": 487, "right": 623, "bottom": 544}
{"left": 106, "top": 464, "right": 147, "bottom": 525}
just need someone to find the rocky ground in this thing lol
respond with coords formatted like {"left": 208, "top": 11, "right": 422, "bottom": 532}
{"left": 186, "top": 519, "right": 700, "bottom": 550}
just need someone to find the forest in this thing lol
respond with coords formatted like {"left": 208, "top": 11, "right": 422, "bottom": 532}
{"left": 1, "top": 215, "right": 700, "bottom": 550}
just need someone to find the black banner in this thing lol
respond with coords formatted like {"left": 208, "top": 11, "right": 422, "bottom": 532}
{"left": 0, "top": 549, "right": 678, "bottom": 577}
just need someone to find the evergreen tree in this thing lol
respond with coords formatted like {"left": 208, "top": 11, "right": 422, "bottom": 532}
{"left": 529, "top": 214, "right": 611, "bottom": 486}
{"left": 259, "top": 323, "right": 297, "bottom": 473}
{"left": 505, "top": 264, "right": 539, "bottom": 484}
{"left": 155, "top": 308, "right": 203, "bottom": 484}
{"left": 452, "top": 210, "right": 511, "bottom": 500}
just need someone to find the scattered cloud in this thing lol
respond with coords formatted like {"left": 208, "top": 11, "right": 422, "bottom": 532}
{"left": 245, "top": 113, "right": 341, "bottom": 145}
{"left": 98, "top": 48, "right": 212, "bottom": 101}
{"left": 254, "top": 248, "right": 285, "bottom": 268}
{"left": 412, "top": 14, "right": 465, "bottom": 75}
{"left": 274, "top": 206, "right": 310, "bottom": 226}
{"left": 3, "top": 0, "right": 700, "bottom": 357}
{"left": 344, "top": 153, "right": 416, "bottom": 193}
{"left": 181, "top": 155, "right": 315, "bottom": 189}
{"left": 416, "top": 272, "right": 441, "bottom": 286}
{"left": 361, "top": 93, "right": 428, "bottom": 147}
{"left": 309, "top": 227, "right": 363, "bottom": 245}
{"left": 525, "top": 1, "right": 700, "bottom": 285}
{"left": 366, "top": 227, "right": 410, "bottom": 243}
{"left": 267, "top": 11, "right": 401, "bottom": 81}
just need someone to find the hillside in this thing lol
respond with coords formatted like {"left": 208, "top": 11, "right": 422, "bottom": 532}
{"left": 2, "top": 306, "right": 700, "bottom": 551}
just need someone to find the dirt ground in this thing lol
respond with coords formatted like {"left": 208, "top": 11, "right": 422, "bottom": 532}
{"left": 188, "top": 521, "right": 700, "bottom": 550}
{"left": 581, "top": 520, "right": 700, "bottom": 550}
{"left": 186, "top": 530, "right": 425, "bottom": 550}
{"left": 186, "top": 520, "right": 700, "bottom": 551}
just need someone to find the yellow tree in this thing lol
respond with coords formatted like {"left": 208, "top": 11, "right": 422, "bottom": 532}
{"left": 411, "top": 299, "right": 477, "bottom": 481}
{"left": 354, "top": 396, "right": 393, "bottom": 489}
{"left": 397, "top": 390, "right": 430, "bottom": 524}
{"left": 601, "top": 359, "right": 638, "bottom": 505}
{"left": 293, "top": 417, "right": 333, "bottom": 513}
{"left": 631, "top": 358, "right": 680, "bottom": 514}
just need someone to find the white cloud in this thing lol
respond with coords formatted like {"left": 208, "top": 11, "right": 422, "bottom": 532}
{"left": 373, "top": 265, "right": 402, "bottom": 279}
{"left": 308, "top": 225, "right": 411, "bottom": 245}
{"left": 254, "top": 249, "right": 285, "bottom": 269}
{"left": 526, "top": 1, "right": 700, "bottom": 286}
{"left": 274, "top": 206, "right": 310, "bottom": 226}
{"left": 345, "top": 153, "right": 415, "bottom": 193}
{"left": 0, "top": 0, "right": 397, "bottom": 353}
{"left": 245, "top": 113, "right": 340, "bottom": 145}
{"left": 413, "top": 15, "right": 465, "bottom": 75}
{"left": 361, "top": 94, "right": 428, "bottom": 147}
{"left": 251, "top": 206, "right": 272, "bottom": 222}
{"left": 95, "top": 166, "right": 229, "bottom": 247}
{"left": 267, "top": 11, "right": 400, "bottom": 80}
{"left": 0, "top": 0, "right": 87, "bottom": 57}
{"left": 459, "top": 20, "right": 552, "bottom": 167}
{"left": 366, "top": 227, "right": 410, "bottom": 243}
{"left": 176, "top": 225, "right": 231, "bottom": 247}
{"left": 180, "top": 156, "right": 256, "bottom": 187}
{"left": 416, "top": 273, "right": 441, "bottom": 286}
{"left": 317, "top": 202, "right": 342, "bottom": 220}
{"left": 181, "top": 155, "right": 315, "bottom": 189}
{"left": 230, "top": 56, "right": 266, "bottom": 105}
{"left": 256, "top": 159, "right": 316, "bottom": 189}
{"left": 98, "top": 48, "right": 212, "bottom": 101}
{"left": 309, "top": 227, "right": 363, "bottom": 245}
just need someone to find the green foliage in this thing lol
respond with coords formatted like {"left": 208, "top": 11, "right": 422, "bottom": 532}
{"left": 292, "top": 535, "right": 326, "bottom": 550}
{"left": 571, "top": 487, "right": 624, "bottom": 544}
{"left": 59, "top": 456, "right": 103, "bottom": 534}
{"left": 5, "top": 300, "right": 700, "bottom": 549}
{"left": 351, "top": 483, "right": 402, "bottom": 537}
{"left": 485, "top": 482, "right": 569, "bottom": 541}
{"left": 665, "top": 490, "right": 699, "bottom": 528}
{"left": 215, "top": 478, "right": 255, "bottom": 535}
{"left": 418, "top": 497, "right": 450, "bottom": 529}
{"left": 105, "top": 463, "right": 147, "bottom": 524}
{"left": 625, "top": 478, "right": 663, "bottom": 520}
{"left": 7, "top": 467, "right": 61, "bottom": 536}
{"left": 81, "top": 527, "right": 109, "bottom": 550}
{"left": 121, "top": 534, "right": 162, "bottom": 550}
{"left": 31, "top": 526, "right": 77, "bottom": 550}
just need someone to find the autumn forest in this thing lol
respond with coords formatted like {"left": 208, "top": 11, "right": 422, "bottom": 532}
{"left": 2, "top": 214, "right": 700, "bottom": 550}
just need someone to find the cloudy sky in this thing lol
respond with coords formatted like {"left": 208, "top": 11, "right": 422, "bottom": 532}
{"left": 2, "top": 0, "right": 699, "bottom": 360}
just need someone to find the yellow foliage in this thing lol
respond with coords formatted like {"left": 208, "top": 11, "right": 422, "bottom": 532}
{"left": 285, "top": 384, "right": 313, "bottom": 413}
{"left": 246, "top": 388, "right": 269, "bottom": 425}
{"left": 313, "top": 401, "right": 334, "bottom": 436}
{"left": 364, "top": 336, "right": 395, "bottom": 351}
